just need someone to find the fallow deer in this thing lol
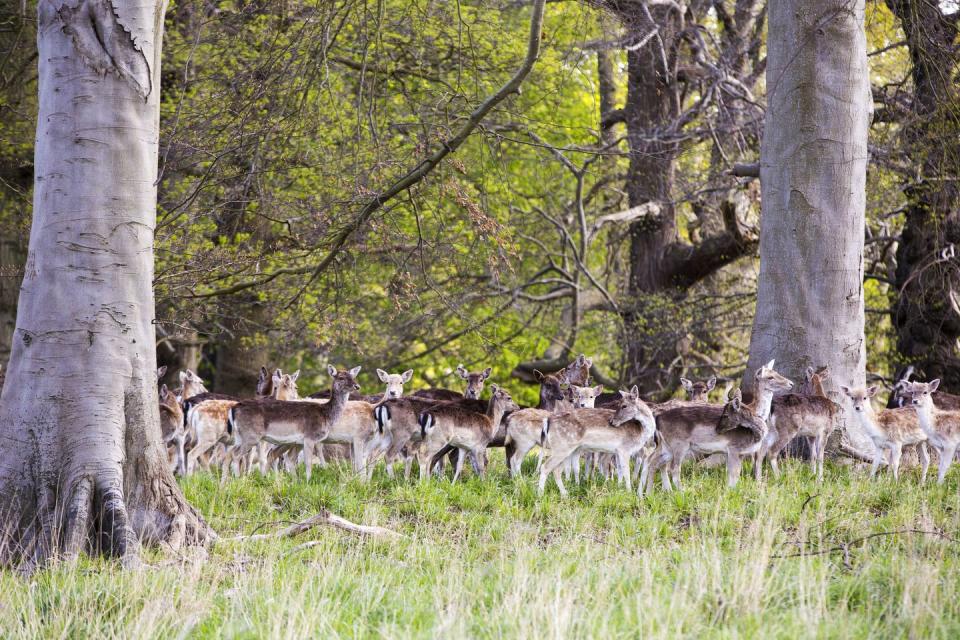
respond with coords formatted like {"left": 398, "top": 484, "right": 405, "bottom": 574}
{"left": 841, "top": 385, "right": 929, "bottom": 481}
{"left": 177, "top": 369, "right": 208, "bottom": 402}
{"left": 411, "top": 364, "right": 491, "bottom": 402}
{"left": 537, "top": 387, "right": 656, "bottom": 496}
{"left": 901, "top": 380, "right": 960, "bottom": 483}
{"left": 503, "top": 370, "right": 570, "bottom": 477}
{"left": 159, "top": 384, "right": 186, "bottom": 475}
{"left": 227, "top": 365, "right": 361, "bottom": 480}
{"left": 643, "top": 390, "right": 768, "bottom": 492}
{"left": 417, "top": 385, "right": 518, "bottom": 482}
{"left": 759, "top": 366, "right": 839, "bottom": 481}
{"left": 376, "top": 368, "right": 414, "bottom": 401}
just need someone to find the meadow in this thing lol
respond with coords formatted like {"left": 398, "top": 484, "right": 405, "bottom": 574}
{"left": 3, "top": 457, "right": 960, "bottom": 639}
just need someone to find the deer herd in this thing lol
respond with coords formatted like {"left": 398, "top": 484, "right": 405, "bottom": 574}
{"left": 155, "top": 354, "right": 960, "bottom": 495}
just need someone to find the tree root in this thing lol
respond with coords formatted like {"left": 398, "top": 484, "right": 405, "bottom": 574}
{"left": 230, "top": 509, "right": 403, "bottom": 542}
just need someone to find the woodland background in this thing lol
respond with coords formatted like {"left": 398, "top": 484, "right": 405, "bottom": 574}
{"left": 0, "top": 0, "right": 955, "bottom": 404}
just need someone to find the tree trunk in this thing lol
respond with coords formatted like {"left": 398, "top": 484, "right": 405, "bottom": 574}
{"left": 746, "top": 0, "right": 873, "bottom": 453}
{"left": 0, "top": 0, "right": 211, "bottom": 569}
{"left": 885, "top": 0, "right": 960, "bottom": 391}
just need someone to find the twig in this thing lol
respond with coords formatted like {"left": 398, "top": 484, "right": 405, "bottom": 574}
{"left": 229, "top": 509, "right": 403, "bottom": 541}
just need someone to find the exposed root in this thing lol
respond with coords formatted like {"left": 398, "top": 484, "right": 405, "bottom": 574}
{"left": 230, "top": 509, "right": 403, "bottom": 542}
{"left": 61, "top": 476, "right": 93, "bottom": 563}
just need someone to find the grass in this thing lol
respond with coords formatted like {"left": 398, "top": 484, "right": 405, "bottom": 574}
{"left": 4, "top": 457, "right": 960, "bottom": 638}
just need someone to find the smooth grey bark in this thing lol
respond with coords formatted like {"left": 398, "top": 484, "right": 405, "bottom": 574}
{"left": 0, "top": 0, "right": 210, "bottom": 568}
{"left": 746, "top": 0, "right": 873, "bottom": 454}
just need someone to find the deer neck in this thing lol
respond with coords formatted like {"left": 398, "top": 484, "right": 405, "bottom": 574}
{"left": 855, "top": 404, "right": 884, "bottom": 439}
{"left": 812, "top": 379, "right": 827, "bottom": 398}
{"left": 538, "top": 387, "right": 558, "bottom": 412}
{"left": 326, "top": 386, "right": 350, "bottom": 422}
{"left": 913, "top": 398, "right": 938, "bottom": 437}
{"left": 487, "top": 398, "right": 508, "bottom": 430}
{"left": 752, "top": 386, "right": 776, "bottom": 421}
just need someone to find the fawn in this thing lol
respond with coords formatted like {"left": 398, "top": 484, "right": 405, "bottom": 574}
{"left": 840, "top": 385, "right": 929, "bottom": 481}
{"left": 227, "top": 365, "right": 361, "bottom": 480}
{"left": 417, "top": 385, "right": 518, "bottom": 482}
{"left": 537, "top": 387, "right": 656, "bottom": 496}
{"left": 901, "top": 379, "right": 960, "bottom": 483}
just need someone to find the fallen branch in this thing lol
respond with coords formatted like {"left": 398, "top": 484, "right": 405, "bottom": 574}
{"left": 230, "top": 509, "right": 403, "bottom": 542}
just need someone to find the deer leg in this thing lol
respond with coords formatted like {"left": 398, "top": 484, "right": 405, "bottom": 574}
{"left": 811, "top": 434, "right": 824, "bottom": 482}
{"left": 726, "top": 452, "right": 743, "bottom": 487}
{"left": 538, "top": 451, "right": 568, "bottom": 496}
{"left": 917, "top": 442, "right": 930, "bottom": 483}
{"left": 889, "top": 444, "right": 904, "bottom": 480}
{"left": 302, "top": 438, "right": 315, "bottom": 481}
{"left": 938, "top": 443, "right": 956, "bottom": 484}
{"left": 452, "top": 448, "right": 466, "bottom": 483}
{"left": 869, "top": 444, "right": 885, "bottom": 478}
{"left": 616, "top": 451, "right": 631, "bottom": 491}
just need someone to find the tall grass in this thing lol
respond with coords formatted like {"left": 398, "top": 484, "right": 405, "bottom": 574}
{"left": 3, "top": 458, "right": 960, "bottom": 638}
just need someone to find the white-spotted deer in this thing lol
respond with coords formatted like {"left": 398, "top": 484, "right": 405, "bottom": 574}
{"left": 227, "top": 365, "right": 361, "bottom": 480}
{"left": 900, "top": 380, "right": 959, "bottom": 483}
{"left": 503, "top": 370, "right": 568, "bottom": 477}
{"left": 841, "top": 386, "right": 929, "bottom": 481}
{"left": 417, "top": 385, "right": 518, "bottom": 482}
{"left": 537, "top": 387, "right": 656, "bottom": 496}
{"left": 643, "top": 390, "right": 768, "bottom": 492}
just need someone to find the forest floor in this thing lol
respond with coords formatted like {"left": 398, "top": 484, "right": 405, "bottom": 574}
{"left": 4, "top": 456, "right": 960, "bottom": 638}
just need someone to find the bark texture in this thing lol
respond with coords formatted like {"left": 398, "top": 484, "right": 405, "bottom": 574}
{"left": 746, "top": 0, "right": 872, "bottom": 453}
{"left": 0, "top": 0, "right": 211, "bottom": 568}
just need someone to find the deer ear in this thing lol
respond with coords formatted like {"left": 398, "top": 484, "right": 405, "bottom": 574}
{"left": 819, "top": 366, "right": 830, "bottom": 380}
{"left": 533, "top": 369, "right": 545, "bottom": 382}
{"left": 157, "top": 366, "right": 167, "bottom": 379}
{"left": 630, "top": 385, "right": 639, "bottom": 397}
{"left": 583, "top": 357, "right": 593, "bottom": 369}
{"left": 930, "top": 379, "right": 941, "bottom": 392}
{"left": 482, "top": 367, "right": 492, "bottom": 379}
{"left": 376, "top": 369, "right": 389, "bottom": 382}
{"left": 290, "top": 370, "right": 300, "bottom": 383}
{"left": 680, "top": 378, "right": 692, "bottom": 391}
{"left": 401, "top": 369, "right": 414, "bottom": 383}
{"left": 159, "top": 384, "right": 169, "bottom": 399}
{"left": 805, "top": 366, "right": 815, "bottom": 380}
{"left": 349, "top": 366, "right": 362, "bottom": 378}
{"left": 327, "top": 364, "right": 338, "bottom": 377}
{"left": 730, "top": 388, "right": 743, "bottom": 401}
{"left": 456, "top": 365, "right": 469, "bottom": 379}
{"left": 866, "top": 386, "right": 879, "bottom": 397}
{"left": 706, "top": 376, "right": 716, "bottom": 390}
{"left": 732, "top": 395, "right": 742, "bottom": 411}
{"left": 840, "top": 385, "right": 851, "bottom": 396}
{"left": 593, "top": 384, "right": 604, "bottom": 396}
{"left": 764, "top": 359, "right": 776, "bottom": 370}
{"left": 489, "top": 383, "right": 499, "bottom": 394}
{"left": 179, "top": 371, "right": 187, "bottom": 384}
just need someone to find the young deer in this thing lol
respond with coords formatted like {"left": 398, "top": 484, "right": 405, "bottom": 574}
{"left": 902, "top": 380, "right": 960, "bottom": 483}
{"left": 841, "top": 386, "right": 929, "bottom": 481}
{"left": 418, "top": 385, "right": 517, "bottom": 482}
{"left": 643, "top": 390, "right": 768, "bottom": 492}
{"left": 680, "top": 376, "right": 717, "bottom": 403}
{"left": 537, "top": 387, "right": 656, "bottom": 496}
{"left": 503, "top": 370, "right": 568, "bottom": 477}
{"left": 227, "top": 365, "right": 361, "bottom": 480}
{"left": 177, "top": 369, "right": 208, "bottom": 402}
{"left": 759, "top": 366, "right": 839, "bottom": 481}
{"left": 159, "top": 384, "right": 186, "bottom": 475}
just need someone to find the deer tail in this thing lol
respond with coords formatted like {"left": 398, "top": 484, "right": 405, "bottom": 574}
{"left": 540, "top": 417, "right": 551, "bottom": 447}
{"left": 375, "top": 404, "right": 391, "bottom": 434}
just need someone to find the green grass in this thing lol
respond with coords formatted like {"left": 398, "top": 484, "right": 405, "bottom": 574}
{"left": 4, "top": 457, "right": 960, "bottom": 638}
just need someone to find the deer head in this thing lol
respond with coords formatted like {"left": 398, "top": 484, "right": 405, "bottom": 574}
{"left": 717, "top": 389, "right": 766, "bottom": 435}
{"left": 840, "top": 385, "right": 879, "bottom": 413}
{"left": 327, "top": 364, "right": 362, "bottom": 398}
{"left": 272, "top": 369, "right": 300, "bottom": 400}
{"left": 558, "top": 354, "right": 592, "bottom": 387}
{"left": 754, "top": 359, "right": 794, "bottom": 395}
{"left": 534, "top": 369, "right": 566, "bottom": 406}
{"left": 609, "top": 385, "right": 656, "bottom": 432}
{"left": 570, "top": 384, "right": 604, "bottom": 408}
{"left": 377, "top": 368, "right": 414, "bottom": 399}
{"left": 457, "top": 364, "right": 492, "bottom": 399}
{"left": 680, "top": 375, "right": 716, "bottom": 402}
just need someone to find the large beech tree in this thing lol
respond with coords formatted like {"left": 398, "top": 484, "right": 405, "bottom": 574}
{"left": 746, "top": 0, "right": 873, "bottom": 452}
{"left": 0, "top": 0, "right": 210, "bottom": 567}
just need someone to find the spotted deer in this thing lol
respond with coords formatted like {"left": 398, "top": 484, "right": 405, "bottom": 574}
{"left": 643, "top": 390, "right": 768, "bottom": 492}
{"left": 537, "top": 387, "right": 656, "bottom": 496}
{"left": 503, "top": 370, "right": 569, "bottom": 477}
{"left": 901, "top": 380, "right": 960, "bottom": 483}
{"left": 226, "top": 365, "right": 361, "bottom": 480}
{"left": 158, "top": 384, "right": 186, "bottom": 475}
{"left": 417, "top": 385, "right": 518, "bottom": 481}
{"left": 759, "top": 366, "right": 839, "bottom": 481}
{"left": 841, "top": 386, "right": 929, "bottom": 481}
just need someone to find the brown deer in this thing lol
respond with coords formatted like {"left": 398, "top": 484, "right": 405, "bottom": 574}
{"left": 758, "top": 366, "right": 839, "bottom": 481}
{"left": 503, "top": 370, "right": 569, "bottom": 477}
{"left": 158, "top": 384, "right": 186, "bottom": 475}
{"left": 643, "top": 390, "right": 768, "bottom": 492}
{"left": 840, "top": 386, "right": 929, "bottom": 481}
{"left": 417, "top": 385, "right": 518, "bottom": 482}
{"left": 537, "top": 387, "right": 656, "bottom": 496}
{"left": 900, "top": 380, "right": 959, "bottom": 483}
{"left": 226, "top": 365, "right": 361, "bottom": 480}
